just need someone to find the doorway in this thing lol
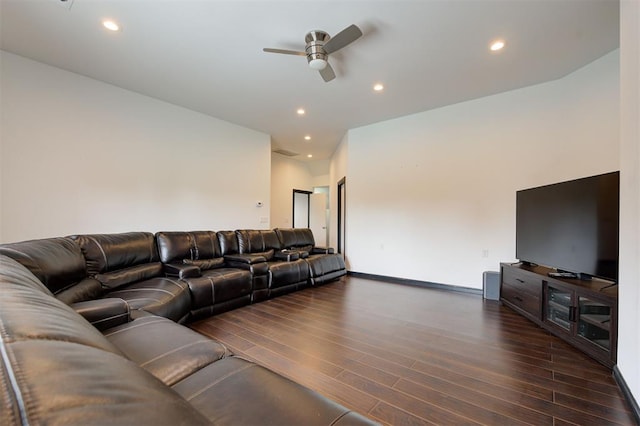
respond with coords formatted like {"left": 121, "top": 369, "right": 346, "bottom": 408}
{"left": 292, "top": 189, "right": 312, "bottom": 228}
{"left": 292, "top": 188, "right": 329, "bottom": 246}
{"left": 311, "top": 187, "right": 329, "bottom": 246}
{"left": 337, "top": 177, "right": 346, "bottom": 256}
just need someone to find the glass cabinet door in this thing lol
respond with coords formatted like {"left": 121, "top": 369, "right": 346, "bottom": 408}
{"left": 547, "top": 286, "right": 572, "bottom": 331}
{"left": 578, "top": 297, "right": 611, "bottom": 350}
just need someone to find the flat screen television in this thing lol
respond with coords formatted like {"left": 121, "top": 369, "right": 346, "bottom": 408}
{"left": 516, "top": 171, "right": 619, "bottom": 282}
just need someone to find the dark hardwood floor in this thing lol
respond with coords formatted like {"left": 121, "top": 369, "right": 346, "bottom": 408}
{"left": 190, "top": 276, "right": 636, "bottom": 425}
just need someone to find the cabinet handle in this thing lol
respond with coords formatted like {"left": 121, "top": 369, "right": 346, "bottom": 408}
{"left": 514, "top": 296, "right": 523, "bottom": 302}
{"left": 516, "top": 279, "right": 525, "bottom": 283}
{"left": 569, "top": 306, "right": 577, "bottom": 322}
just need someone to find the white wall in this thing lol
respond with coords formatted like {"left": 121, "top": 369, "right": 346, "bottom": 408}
{"left": 345, "top": 50, "right": 620, "bottom": 289}
{"left": 329, "top": 133, "right": 348, "bottom": 251}
{"left": 618, "top": 0, "right": 640, "bottom": 407}
{"left": 0, "top": 51, "right": 271, "bottom": 242}
{"left": 270, "top": 153, "right": 315, "bottom": 229}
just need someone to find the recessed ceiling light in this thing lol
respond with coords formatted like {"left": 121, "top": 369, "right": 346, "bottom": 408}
{"left": 490, "top": 39, "right": 505, "bottom": 51}
{"left": 304, "top": 135, "right": 311, "bottom": 141}
{"left": 102, "top": 20, "right": 120, "bottom": 32}
{"left": 307, "top": 154, "right": 313, "bottom": 158}
{"left": 373, "top": 83, "right": 384, "bottom": 92}
{"left": 296, "top": 108, "right": 305, "bottom": 115}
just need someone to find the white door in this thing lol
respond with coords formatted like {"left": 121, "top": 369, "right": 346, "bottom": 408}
{"left": 310, "top": 193, "right": 327, "bottom": 246}
{"left": 293, "top": 191, "right": 309, "bottom": 228}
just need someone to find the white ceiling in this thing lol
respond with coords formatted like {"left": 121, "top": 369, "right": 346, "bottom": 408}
{"left": 0, "top": 0, "right": 619, "bottom": 162}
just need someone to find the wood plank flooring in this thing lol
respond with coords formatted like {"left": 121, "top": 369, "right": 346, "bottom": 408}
{"left": 189, "top": 276, "right": 636, "bottom": 425}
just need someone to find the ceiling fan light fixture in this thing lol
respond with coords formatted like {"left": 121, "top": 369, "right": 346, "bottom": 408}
{"left": 102, "top": 20, "right": 120, "bottom": 32}
{"left": 263, "top": 24, "right": 361, "bottom": 83}
{"left": 490, "top": 39, "right": 505, "bottom": 51}
{"left": 308, "top": 58, "right": 328, "bottom": 70}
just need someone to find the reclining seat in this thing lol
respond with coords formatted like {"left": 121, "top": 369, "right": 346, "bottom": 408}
{"left": 0, "top": 254, "right": 212, "bottom": 426}
{"left": 0, "top": 237, "right": 103, "bottom": 305}
{"left": 235, "top": 229, "right": 310, "bottom": 297}
{"left": 217, "top": 230, "right": 270, "bottom": 303}
{"left": 156, "top": 231, "right": 252, "bottom": 319}
{"left": 71, "top": 232, "right": 191, "bottom": 323}
{"left": 275, "top": 228, "right": 347, "bottom": 285}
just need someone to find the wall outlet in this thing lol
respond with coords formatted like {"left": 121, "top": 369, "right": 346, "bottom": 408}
{"left": 260, "top": 217, "right": 269, "bottom": 224}
{"left": 482, "top": 249, "right": 489, "bottom": 258}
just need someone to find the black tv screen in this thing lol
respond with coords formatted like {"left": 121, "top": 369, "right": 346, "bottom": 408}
{"left": 516, "top": 171, "right": 619, "bottom": 281}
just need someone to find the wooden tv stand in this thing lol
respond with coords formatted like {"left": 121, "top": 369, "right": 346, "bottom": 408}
{"left": 500, "top": 262, "right": 618, "bottom": 368}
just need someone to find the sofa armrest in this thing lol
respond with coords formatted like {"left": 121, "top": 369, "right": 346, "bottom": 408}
{"left": 312, "top": 247, "right": 334, "bottom": 255}
{"left": 274, "top": 250, "right": 300, "bottom": 261}
{"left": 225, "top": 260, "right": 269, "bottom": 276}
{"left": 163, "top": 263, "right": 201, "bottom": 279}
{"left": 71, "top": 298, "right": 131, "bottom": 331}
{"left": 224, "top": 254, "right": 267, "bottom": 265}
{"left": 294, "top": 250, "right": 309, "bottom": 259}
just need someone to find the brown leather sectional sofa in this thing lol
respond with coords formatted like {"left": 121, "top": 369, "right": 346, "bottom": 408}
{"left": 0, "top": 229, "right": 373, "bottom": 425}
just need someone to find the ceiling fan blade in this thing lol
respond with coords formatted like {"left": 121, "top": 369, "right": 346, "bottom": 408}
{"left": 323, "top": 24, "right": 363, "bottom": 54}
{"left": 319, "top": 62, "right": 336, "bottom": 82}
{"left": 263, "top": 48, "right": 306, "bottom": 56}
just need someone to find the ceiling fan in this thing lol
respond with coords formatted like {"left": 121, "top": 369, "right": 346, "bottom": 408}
{"left": 263, "top": 24, "right": 363, "bottom": 82}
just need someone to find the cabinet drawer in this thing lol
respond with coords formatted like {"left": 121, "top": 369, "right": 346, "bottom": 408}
{"left": 501, "top": 282, "right": 541, "bottom": 318}
{"left": 502, "top": 267, "right": 542, "bottom": 298}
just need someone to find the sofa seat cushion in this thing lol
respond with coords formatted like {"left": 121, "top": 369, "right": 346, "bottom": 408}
{"left": 268, "top": 258, "right": 310, "bottom": 290}
{"left": 1, "top": 340, "right": 210, "bottom": 426}
{"left": 106, "top": 277, "right": 191, "bottom": 322}
{"left": 103, "top": 315, "right": 228, "bottom": 386}
{"left": 55, "top": 277, "right": 103, "bottom": 305}
{"left": 96, "top": 262, "right": 164, "bottom": 290}
{"left": 172, "top": 356, "right": 376, "bottom": 426}
{"left": 184, "top": 257, "right": 225, "bottom": 270}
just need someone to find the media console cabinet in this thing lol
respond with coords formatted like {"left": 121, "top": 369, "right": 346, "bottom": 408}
{"left": 500, "top": 262, "right": 618, "bottom": 368}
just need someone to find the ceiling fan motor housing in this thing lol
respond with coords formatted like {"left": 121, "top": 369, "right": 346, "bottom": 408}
{"left": 305, "top": 30, "right": 329, "bottom": 69}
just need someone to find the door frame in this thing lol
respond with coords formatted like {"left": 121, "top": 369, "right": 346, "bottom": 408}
{"left": 292, "top": 189, "right": 312, "bottom": 228}
{"left": 337, "top": 177, "right": 346, "bottom": 255}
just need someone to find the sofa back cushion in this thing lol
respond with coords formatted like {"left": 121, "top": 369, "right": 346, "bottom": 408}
{"left": 191, "top": 231, "right": 221, "bottom": 259}
{"left": 275, "top": 228, "right": 315, "bottom": 252}
{"left": 156, "top": 231, "right": 224, "bottom": 272}
{"left": 71, "top": 232, "right": 163, "bottom": 289}
{"left": 71, "top": 232, "right": 160, "bottom": 275}
{"left": 217, "top": 230, "right": 239, "bottom": 255}
{"left": 156, "top": 231, "right": 193, "bottom": 264}
{"left": 0, "top": 237, "right": 89, "bottom": 295}
{"left": 235, "top": 229, "right": 282, "bottom": 260}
